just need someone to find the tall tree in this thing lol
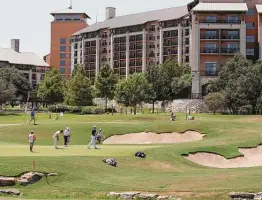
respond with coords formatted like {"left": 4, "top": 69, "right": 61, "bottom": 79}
{"left": 65, "top": 65, "right": 93, "bottom": 106}
{"left": 115, "top": 73, "right": 151, "bottom": 114}
{"left": 37, "top": 69, "right": 65, "bottom": 104}
{"left": 95, "top": 64, "right": 118, "bottom": 110}
{"left": 0, "top": 79, "right": 16, "bottom": 106}
{"left": 0, "top": 66, "right": 29, "bottom": 102}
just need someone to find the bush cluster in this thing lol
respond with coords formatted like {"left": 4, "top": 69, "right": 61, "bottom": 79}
{"left": 48, "top": 104, "right": 116, "bottom": 115}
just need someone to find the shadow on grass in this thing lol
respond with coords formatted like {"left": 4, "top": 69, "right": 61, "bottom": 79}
{"left": 0, "top": 112, "right": 21, "bottom": 116}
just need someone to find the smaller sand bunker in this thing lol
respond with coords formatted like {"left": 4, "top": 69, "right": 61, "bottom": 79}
{"left": 103, "top": 131, "right": 205, "bottom": 144}
{"left": 183, "top": 146, "right": 262, "bottom": 168}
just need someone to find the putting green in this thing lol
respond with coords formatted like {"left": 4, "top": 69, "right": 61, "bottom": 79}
{"left": 0, "top": 144, "right": 161, "bottom": 157}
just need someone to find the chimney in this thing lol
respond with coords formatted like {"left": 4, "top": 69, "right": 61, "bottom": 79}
{"left": 11, "top": 39, "right": 20, "bottom": 52}
{"left": 106, "top": 7, "right": 116, "bottom": 20}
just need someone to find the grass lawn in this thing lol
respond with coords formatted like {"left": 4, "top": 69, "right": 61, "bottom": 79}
{"left": 1, "top": 112, "right": 262, "bottom": 200}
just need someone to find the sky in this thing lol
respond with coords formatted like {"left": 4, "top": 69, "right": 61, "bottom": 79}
{"left": 0, "top": 0, "right": 192, "bottom": 58}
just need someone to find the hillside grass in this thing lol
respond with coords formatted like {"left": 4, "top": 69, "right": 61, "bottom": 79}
{"left": 1, "top": 112, "right": 262, "bottom": 199}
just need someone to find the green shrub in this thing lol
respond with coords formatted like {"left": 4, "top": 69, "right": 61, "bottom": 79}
{"left": 69, "top": 106, "right": 81, "bottom": 113}
{"left": 81, "top": 107, "right": 93, "bottom": 115}
{"left": 92, "top": 107, "right": 105, "bottom": 115}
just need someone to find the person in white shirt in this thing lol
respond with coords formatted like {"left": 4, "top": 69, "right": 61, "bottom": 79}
{"left": 64, "top": 127, "right": 70, "bottom": 147}
{"left": 28, "top": 131, "right": 36, "bottom": 152}
{"left": 53, "top": 130, "right": 63, "bottom": 149}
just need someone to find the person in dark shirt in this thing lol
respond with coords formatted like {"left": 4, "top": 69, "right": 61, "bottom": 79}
{"left": 88, "top": 125, "right": 98, "bottom": 149}
{"left": 29, "top": 109, "right": 36, "bottom": 125}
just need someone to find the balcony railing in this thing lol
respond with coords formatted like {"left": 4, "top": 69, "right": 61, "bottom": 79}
{"left": 221, "top": 35, "right": 240, "bottom": 40}
{"left": 199, "top": 19, "right": 241, "bottom": 24}
{"left": 200, "top": 34, "right": 219, "bottom": 40}
{"left": 200, "top": 48, "right": 219, "bottom": 54}
{"left": 221, "top": 48, "right": 240, "bottom": 54}
{"left": 149, "top": 45, "right": 155, "bottom": 48}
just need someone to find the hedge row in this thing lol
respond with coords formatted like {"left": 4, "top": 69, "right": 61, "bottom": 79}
{"left": 48, "top": 105, "right": 116, "bottom": 115}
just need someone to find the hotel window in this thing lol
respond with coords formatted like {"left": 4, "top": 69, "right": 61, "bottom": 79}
{"left": 73, "top": 15, "right": 81, "bottom": 20}
{"left": 60, "top": 38, "right": 66, "bottom": 44}
{"left": 247, "top": 9, "right": 254, "bottom": 16}
{"left": 228, "top": 16, "right": 238, "bottom": 23}
{"left": 60, "top": 60, "right": 66, "bottom": 67}
{"left": 56, "top": 15, "right": 64, "bottom": 21}
{"left": 246, "top": 22, "right": 255, "bottom": 29}
{"left": 60, "top": 53, "right": 66, "bottom": 59}
{"left": 205, "top": 63, "right": 217, "bottom": 76}
{"left": 246, "top": 48, "right": 255, "bottom": 55}
{"left": 227, "top": 43, "right": 239, "bottom": 49}
{"left": 206, "top": 16, "right": 216, "bottom": 23}
{"left": 60, "top": 67, "right": 65, "bottom": 74}
{"left": 206, "top": 30, "right": 217, "bottom": 38}
{"left": 60, "top": 46, "right": 66, "bottom": 52}
{"left": 228, "top": 31, "right": 239, "bottom": 39}
{"left": 205, "top": 43, "right": 216, "bottom": 49}
{"left": 65, "top": 15, "right": 72, "bottom": 20}
{"left": 246, "top": 36, "right": 255, "bottom": 42}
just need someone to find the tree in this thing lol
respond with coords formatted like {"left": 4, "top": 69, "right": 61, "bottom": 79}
{"left": 0, "top": 79, "right": 16, "bottom": 106}
{"left": 37, "top": 69, "right": 65, "bottom": 104}
{"left": 204, "top": 92, "right": 226, "bottom": 114}
{"left": 95, "top": 64, "right": 118, "bottom": 110}
{"left": 171, "top": 73, "right": 192, "bottom": 98}
{"left": 208, "top": 54, "right": 262, "bottom": 114}
{"left": 0, "top": 66, "right": 29, "bottom": 102}
{"left": 145, "top": 64, "right": 162, "bottom": 113}
{"left": 115, "top": 73, "right": 151, "bottom": 114}
{"left": 65, "top": 65, "right": 93, "bottom": 106}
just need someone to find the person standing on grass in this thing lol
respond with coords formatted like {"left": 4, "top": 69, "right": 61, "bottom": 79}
{"left": 28, "top": 131, "right": 36, "bottom": 152}
{"left": 88, "top": 125, "right": 98, "bottom": 149}
{"left": 53, "top": 130, "right": 63, "bottom": 149}
{"left": 29, "top": 108, "right": 36, "bottom": 125}
{"left": 64, "top": 127, "right": 70, "bottom": 147}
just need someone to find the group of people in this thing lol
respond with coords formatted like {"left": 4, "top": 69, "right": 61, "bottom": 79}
{"left": 28, "top": 125, "right": 102, "bottom": 152}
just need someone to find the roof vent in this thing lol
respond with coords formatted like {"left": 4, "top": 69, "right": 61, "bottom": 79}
{"left": 106, "top": 7, "right": 116, "bottom": 20}
{"left": 11, "top": 39, "right": 20, "bottom": 52}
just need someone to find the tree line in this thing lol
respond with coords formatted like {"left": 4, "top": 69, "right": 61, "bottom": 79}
{"left": 37, "top": 59, "right": 191, "bottom": 113}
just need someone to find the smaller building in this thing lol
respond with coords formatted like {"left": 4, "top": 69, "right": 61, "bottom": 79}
{"left": 0, "top": 39, "right": 49, "bottom": 89}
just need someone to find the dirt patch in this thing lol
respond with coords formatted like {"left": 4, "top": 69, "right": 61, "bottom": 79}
{"left": 103, "top": 131, "right": 205, "bottom": 145}
{"left": 183, "top": 145, "right": 262, "bottom": 168}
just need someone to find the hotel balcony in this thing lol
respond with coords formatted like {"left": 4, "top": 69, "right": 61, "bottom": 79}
{"left": 221, "top": 48, "right": 239, "bottom": 54}
{"left": 199, "top": 19, "right": 241, "bottom": 24}
{"left": 200, "top": 34, "right": 219, "bottom": 40}
{"left": 221, "top": 34, "right": 240, "bottom": 40}
{"left": 200, "top": 48, "right": 219, "bottom": 54}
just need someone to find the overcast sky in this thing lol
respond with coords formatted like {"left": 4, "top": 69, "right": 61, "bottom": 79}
{"left": 0, "top": 0, "right": 192, "bottom": 58}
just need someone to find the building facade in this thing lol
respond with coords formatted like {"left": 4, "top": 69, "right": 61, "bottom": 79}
{"left": 49, "top": 7, "right": 90, "bottom": 78}
{"left": 71, "top": 6, "right": 191, "bottom": 82}
{"left": 0, "top": 39, "right": 49, "bottom": 89}
{"left": 71, "top": 0, "right": 262, "bottom": 97}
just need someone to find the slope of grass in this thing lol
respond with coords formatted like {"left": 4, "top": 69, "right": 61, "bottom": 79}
{"left": 1, "top": 113, "right": 262, "bottom": 199}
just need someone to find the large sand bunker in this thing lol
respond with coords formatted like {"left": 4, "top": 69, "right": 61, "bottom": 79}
{"left": 183, "top": 146, "right": 262, "bottom": 168}
{"left": 103, "top": 131, "right": 205, "bottom": 144}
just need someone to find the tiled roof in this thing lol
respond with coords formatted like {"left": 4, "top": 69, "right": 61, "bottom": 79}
{"left": 256, "top": 5, "right": 262, "bottom": 14}
{"left": 73, "top": 5, "right": 189, "bottom": 35}
{"left": 0, "top": 47, "right": 49, "bottom": 67}
{"left": 51, "top": 7, "right": 90, "bottom": 19}
{"left": 192, "top": 3, "right": 248, "bottom": 12}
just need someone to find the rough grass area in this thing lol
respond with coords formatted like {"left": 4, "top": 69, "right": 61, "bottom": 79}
{"left": 1, "top": 113, "right": 262, "bottom": 199}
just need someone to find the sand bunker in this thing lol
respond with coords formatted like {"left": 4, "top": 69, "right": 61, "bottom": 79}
{"left": 183, "top": 146, "right": 262, "bottom": 168}
{"left": 103, "top": 131, "right": 205, "bottom": 144}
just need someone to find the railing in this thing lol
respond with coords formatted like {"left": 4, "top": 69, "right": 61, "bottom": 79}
{"left": 200, "top": 34, "right": 219, "bottom": 39}
{"left": 200, "top": 48, "right": 219, "bottom": 54}
{"left": 149, "top": 36, "right": 155, "bottom": 40}
{"left": 221, "top": 35, "right": 240, "bottom": 40}
{"left": 221, "top": 48, "right": 239, "bottom": 54}
{"left": 149, "top": 45, "right": 155, "bottom": 48}
{"left": 199, "top": 19, "right": 241, "bottom": 24}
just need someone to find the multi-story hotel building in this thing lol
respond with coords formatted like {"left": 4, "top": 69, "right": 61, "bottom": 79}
{"left": 48, "top": 6, "right": 90, "bottom": 78}
{"left": 71, "top": 6, "right": 192, "bottom": 82}
{"left": 71, "top": 0, "right": 262, "bottom": 97}
{"left": 0, "top": 39, "right": 49, "bottom": 89}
